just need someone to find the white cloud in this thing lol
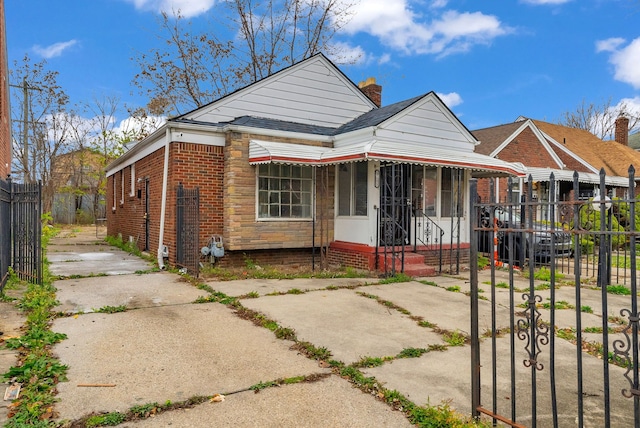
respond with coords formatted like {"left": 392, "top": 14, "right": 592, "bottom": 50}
{"left": 520, "top": 0, "right": 572, "bottom": 4}
{"left": 115, "top": 115, "right": 166, "bottom": 141}
{"left": 437, "top": 92, "right": 463, "bottom": 108}
{"left": 595, "top": 37, "right": 625, "bottom": 53}
{"left": 33, "top": 40, "right": 78, "bottom": 59}
{"left": 343, "top": 1, "right": 510, "bottom": 57}
{"left": 598, "top": 37, "right": 640, "bottom": 89}
{"left": 613, "top": 97, "right": 640, "bottom": 132}
{"left": 327, "top": 42, "right": 392, "bottom": 67}
{"left": 123, "top": 0, "right": 216, "bottom": 17}
{"left": 430, "top": 0, "right": 449, "bottom": 8}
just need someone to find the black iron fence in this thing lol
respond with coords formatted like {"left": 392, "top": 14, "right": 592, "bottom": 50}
{"left": 176, "top": 183, "right": 200, "bottom": 277}
{"left": 470, "top": 169, "right": 640, "bottom": 427}
{"left": 0, "top": 177, "right": 42, "bottom": 291}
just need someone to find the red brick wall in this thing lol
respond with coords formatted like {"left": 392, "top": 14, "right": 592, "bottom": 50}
{"left": 107, "top": 142, "right": 225, "bottom": 264}
{"left": 170, "top": 142, "right": 224, "bottom": 254}
{"left": 107, "top": 148, "right": 166, "bottom": 254}
{"left": 496, "top": 127, "right": 558, "bottom": 167}
{"left": 0, "top": 0, "right": 10, "bottom": 178}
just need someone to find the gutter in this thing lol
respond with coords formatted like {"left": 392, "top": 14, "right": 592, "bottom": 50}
{"left": 157, "top": 127, "right": 171, "bottom": 270}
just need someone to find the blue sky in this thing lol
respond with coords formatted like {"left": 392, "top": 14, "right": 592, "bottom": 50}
{"left": 5, "top": 0, "right": 640, "bottom": 133}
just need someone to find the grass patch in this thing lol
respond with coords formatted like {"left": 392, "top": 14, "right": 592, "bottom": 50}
{"left": 239, "top": 291, "right": 260, "bottom": 299}
{"left": 378, "top": 273, "right": 413, "bottom": 284}
{"left": 607, "top": 285, "right": 631, "bottom": 295}
{"left": 290, "top": 341, "right": 332, "bottom": 361}
{"left": 397, "top": 347, "right": 429, "bottom": 358}
{"left": 94, "top": 304, "right": 127, "bottom": 314}
{"left": 418, "top": 320, "right": 437, "bottom": 328}
{"left": 86, "top": 411, "right": 127, "bottom": 427}
{"left": 522, "top": 266, "right": 564, "bottom": 282}
{"left": 495, "top": 282, "right": 510, "bottom": 289}
{"left": 353, "top": 356, "right": 389, "bottom": 368}
{"left": 442, "top": 330, "right": 469, "bottom": 347}
{"left": 2, "top": 265, "right": 69, "bottom": 427}
{"left": 556, "top": 327, "right": 576, "bottom": 341}
{"left": 446, "top": 285, "right": 461, "bottom": 292}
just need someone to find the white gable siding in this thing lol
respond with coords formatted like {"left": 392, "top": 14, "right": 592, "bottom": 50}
{"left": 185, "top": 56, "right": 374, "bottom": 128}
{"left": 376, "top": 99, "right": 475, "bottom": 151}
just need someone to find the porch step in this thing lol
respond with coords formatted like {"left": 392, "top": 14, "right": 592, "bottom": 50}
{"left": 377, "top": 252, "right": 436, "bottom": 277}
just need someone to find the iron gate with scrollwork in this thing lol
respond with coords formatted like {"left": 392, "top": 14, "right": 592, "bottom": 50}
{"left": 470, "top": 169, "right": 639, "bottom": 428}
{"left": 176, "top": 183, "right": 200, "bottom": 277}
{"left": 0, "top": 177, "right": 42, "bottom": 291}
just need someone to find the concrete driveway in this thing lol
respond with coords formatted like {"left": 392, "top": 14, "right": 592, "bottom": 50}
{"left": 4, "top": 226, "right": 635, "bottom": 427}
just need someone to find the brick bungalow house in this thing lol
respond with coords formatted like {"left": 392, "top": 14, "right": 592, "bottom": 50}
{"left": 472, "top": 116, "right": 640, "bottom": 221}
{"left": 106, "top": 54, "right": 524, "bottom": 275}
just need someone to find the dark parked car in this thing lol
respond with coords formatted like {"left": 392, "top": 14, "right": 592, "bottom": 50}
{"left": 478, "top": 207, "right": 573, "bottom": 265}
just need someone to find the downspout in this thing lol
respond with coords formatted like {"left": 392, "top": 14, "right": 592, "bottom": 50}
{"left": 157, "top": 126, "right": 171, "bottom": 269}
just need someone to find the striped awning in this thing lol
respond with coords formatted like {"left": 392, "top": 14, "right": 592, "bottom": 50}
{"left": 249, "top": 139, "right": 527, "bottom": 177}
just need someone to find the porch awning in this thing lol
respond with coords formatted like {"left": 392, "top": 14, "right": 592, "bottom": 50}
{"left": 525, "top": 167, "right": 632, "bottom": 187}
{"left": 249, "top": 139, "right": 526, "bottom": 177}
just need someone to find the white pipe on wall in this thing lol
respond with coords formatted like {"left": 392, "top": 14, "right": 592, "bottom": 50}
{"left": 157, "top": 127, "right": 171, "bottom": 269}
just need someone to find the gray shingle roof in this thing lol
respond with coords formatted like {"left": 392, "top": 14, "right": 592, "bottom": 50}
{"left": 335, "top": 95, "right": 425, "bottom": 134}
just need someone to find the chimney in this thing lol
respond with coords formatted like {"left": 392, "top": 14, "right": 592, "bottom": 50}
{"left": 615, "top": 115, "right": 629, "bottom": 146}
{"left": 358, "top": 77, "right": 382, "bottom": 107}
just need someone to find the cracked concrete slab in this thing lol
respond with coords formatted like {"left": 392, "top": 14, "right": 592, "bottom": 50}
{"left": 54, "top": 272, "right": 206, "bottom": 313}
{"left": 52, "top": 303, "right": 328, "bottom": 421}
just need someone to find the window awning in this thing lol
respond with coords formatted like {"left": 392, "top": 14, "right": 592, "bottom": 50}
{"left": 249, "top": 139, "right": 526, "bottom": 177}
{"left": 525, "top": 167, "right": 632, "bottom": 187}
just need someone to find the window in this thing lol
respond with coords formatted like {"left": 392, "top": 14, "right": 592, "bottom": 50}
{"left": 257, "top": 164, "right": 313, "bottom": 219}
{"left": 338, "top": 162, "right": 368, "bottom": 216}
{"left": 112, "top": 175, "right": 116, "bottom": 211}
{"left": 424, "top": 168, "right": 438, "bottom": 217}
{"left": 130, "top": 164, "right": 136, "bottom": 197}
{"left": 508, "top": 178, "right": 520, "bottom": 205}
{"left": 441, "top": 167, "right": 464, "bottom": 217}
{"left": 120, "top": 170, "right": 125, "bottom": 205}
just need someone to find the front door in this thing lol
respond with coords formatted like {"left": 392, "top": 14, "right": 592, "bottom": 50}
{"left": 379, "top": 163, "right": 411, "bottom": 246}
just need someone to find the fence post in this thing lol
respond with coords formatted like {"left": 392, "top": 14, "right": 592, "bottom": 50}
{"left": 469, "top": 178, "right": 480, "bottom": 420}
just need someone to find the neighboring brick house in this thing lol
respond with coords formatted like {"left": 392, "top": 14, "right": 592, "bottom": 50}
{"left": 472, "top": 117, "right": 640, "bottom": 218}
{"left": 106, "top": 54, "right": 524, "bottom": 274}
{"left": 50, "top": 148, "right": 110, "bottom": 223}
{"left": 0, "top": 0, "right": 11, "bottom": 178}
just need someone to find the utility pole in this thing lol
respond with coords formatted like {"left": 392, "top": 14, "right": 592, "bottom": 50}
{"left": 10, "top": 77, "right": 41, "bottom": 183}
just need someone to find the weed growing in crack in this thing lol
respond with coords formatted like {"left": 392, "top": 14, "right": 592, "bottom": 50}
{"left": 274, "top": 326, "right": 296, "bottom": 340}
{"left": 442, "top": 330, "right": 469, "bottom": 347}
{"left": 397, "top": 348, "right": 429, "bottom": 358}
{"left": 378, "top": 273, "right": 413, "bottom": 284}
{"left": 352, "top": 356, "right": 389, "bottom": 368}
{"left": 241, "top": 291, "right": 260, "bottom": 299}
{"left": 291, "top": 342, "right": 332, "bottom": 360}
{"left": 94, "top": 305, "right": 127, "bottom": 314}
{"left": 85, "top": 411, "right": 127, "bottom": 427}
{"left": 418, "top": 320, "right": 437, "bottom": 328}
{"left": 3, "top": 270, "right": 69, "bottom": 426}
